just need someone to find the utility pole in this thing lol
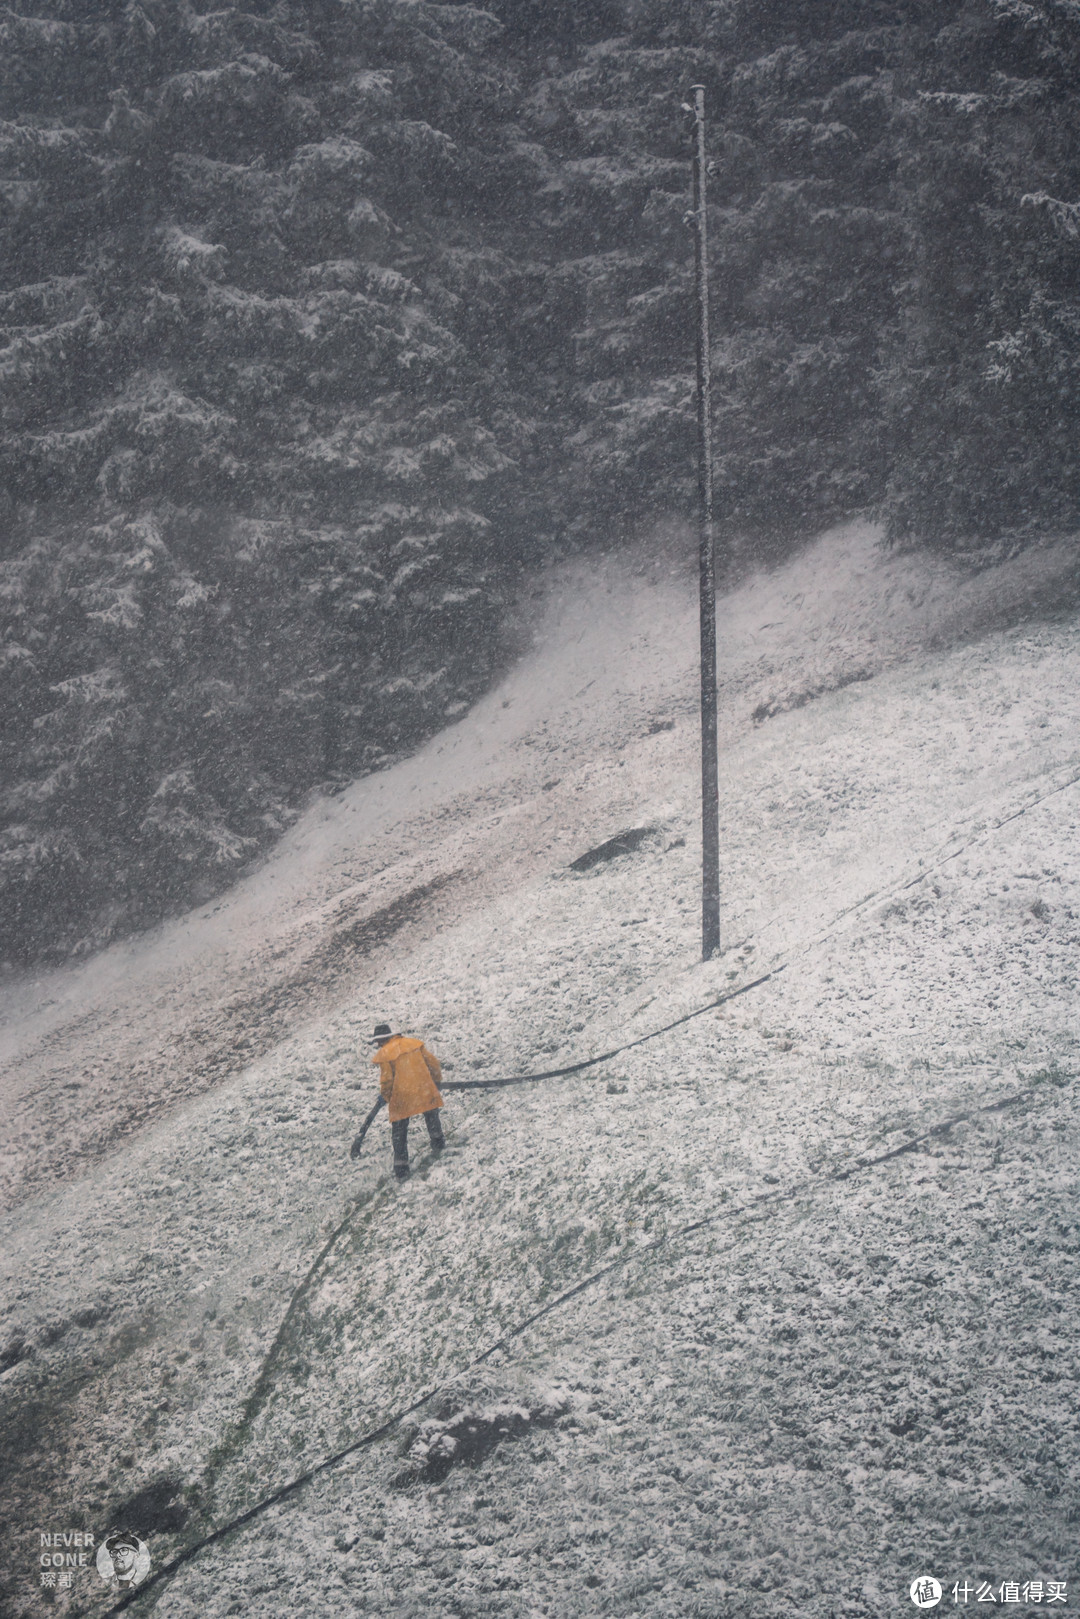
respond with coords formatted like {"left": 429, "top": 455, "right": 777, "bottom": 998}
{"left": 691, "top": 84, "right": 721, "bottom": 960}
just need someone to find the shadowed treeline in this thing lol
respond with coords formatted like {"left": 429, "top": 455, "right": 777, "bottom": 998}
{"left": 2, "top": 0, "right": 1078, "bottom": 965}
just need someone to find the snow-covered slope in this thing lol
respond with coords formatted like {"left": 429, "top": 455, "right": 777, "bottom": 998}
{"left": 2, "top": 523, "right": 1078, "bottom": 1618}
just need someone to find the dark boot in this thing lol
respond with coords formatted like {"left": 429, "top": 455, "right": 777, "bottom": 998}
{"left": 424, "top": 1108, "right": 446, "bottom": 1151}
{"left": 391, "top": 1118, "right": 410, "bottom": 1179}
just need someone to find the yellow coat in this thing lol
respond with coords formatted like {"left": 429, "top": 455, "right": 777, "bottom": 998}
{"left": 371, "top": 1036, "right": 444, "bottom": 1123}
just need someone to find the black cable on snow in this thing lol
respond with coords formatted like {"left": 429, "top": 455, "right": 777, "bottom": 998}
{"left": 103, "top": 968, "right": 780, "bottom": 1613}
{"left": 439, "top": 966, "right": 782, "bottom": 1092}
{"left": 897, "top": 763, "right": 1080, "bottom": 891}
{"left": 104, "top": 765, "right": 1080, "bottom": 1611}
{"left": 173, "top": 969, "right": 782, "bottom": 1582}
{"left": 105, "top": 1074, "right": 1051, "bottom": 1615}
{"left": 745, "top": 761, "right": 1080, "bottom": 967}
{"left": 342, "top": 971, "right": 781, "bottom": 1166}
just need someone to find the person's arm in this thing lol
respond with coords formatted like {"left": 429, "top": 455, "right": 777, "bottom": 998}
{"left": 423, "top": 1046, "right": 442, "bottom": 1085}
{"left": 378, "top": 1059, "right": 395, "bottom": 1101}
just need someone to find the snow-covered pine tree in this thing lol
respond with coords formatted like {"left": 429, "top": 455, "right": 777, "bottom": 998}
{"left": 486, "top": 0, "right": 910, "bottom": 549}
{"left": 883, "top": 0, "right": 1080, "bottom": 546}
{"left": 0, "top": 0, "right": 528, "bottom": 963}
{"left": 3, "top": 0, "right": 1077, "bottom": 964}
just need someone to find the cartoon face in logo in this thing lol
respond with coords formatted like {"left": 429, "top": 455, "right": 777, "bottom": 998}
{"left": 96, "top": 1531, "right": 151, "bottom": 1589}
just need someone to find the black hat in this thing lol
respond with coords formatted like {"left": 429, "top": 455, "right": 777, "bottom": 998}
{"left": 106, "top": 1532, "right": 140, "bottom": 1553}
{"left": 371, "top": 1023, "right": 393, "bottom": 1044}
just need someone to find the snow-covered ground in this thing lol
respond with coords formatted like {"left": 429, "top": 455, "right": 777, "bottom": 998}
{"left": 2, "top": 521, "right": 1078, "bottom": 1617}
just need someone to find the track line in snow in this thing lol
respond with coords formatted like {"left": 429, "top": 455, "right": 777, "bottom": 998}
{"left": 747, "top": 758, "right": 1080, "bottom": 966}
{"left": 199, "top": 968, "right": 784, "bottom": 1503}
{"left": 4, "top": 529, "right": 1077, "bottom": 1618}
{"left": 105, "top": 1066, "right": 1069, "bottom": 1616}
{"left": 162, "top": 756, "right": 1080, "bottom": 1584}
{"left": 898, "top": 762, "right": 1080, "bottom": 883}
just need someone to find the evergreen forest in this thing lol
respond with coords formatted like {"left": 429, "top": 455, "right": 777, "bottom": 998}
{"left": 2, "top": 0, "right": 1079, "bottom": 965}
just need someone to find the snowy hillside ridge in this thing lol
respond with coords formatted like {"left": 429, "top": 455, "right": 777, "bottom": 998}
{"left": 1, "top": 523, "right": 1079, "bottom": 1618}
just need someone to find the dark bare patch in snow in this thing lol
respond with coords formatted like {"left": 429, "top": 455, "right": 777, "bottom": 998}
{"left": 569, "top": 827, "right": 657, "bottom": 871}
{"left": 397, "top": 1392, "right": 571, "bottom": 1484}
{"left": 111, "top": 1475, "right": 190, "bottom": 1537}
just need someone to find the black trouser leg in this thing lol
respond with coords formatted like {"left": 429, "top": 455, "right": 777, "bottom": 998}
{"left": 391, "top": 1118, "right": 409, "bottom": 1172}
{"left": 424, "top": 1108, "right": 445, "bottom": 1149}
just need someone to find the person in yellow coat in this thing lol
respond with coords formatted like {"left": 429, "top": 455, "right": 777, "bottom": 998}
{"left": 370, "top": 1022, "right": 446, "bottom": 1179}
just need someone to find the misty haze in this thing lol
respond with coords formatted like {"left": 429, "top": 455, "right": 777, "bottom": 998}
{"left": 1, "top": 5, "right": 1078, "bottom": 1617}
